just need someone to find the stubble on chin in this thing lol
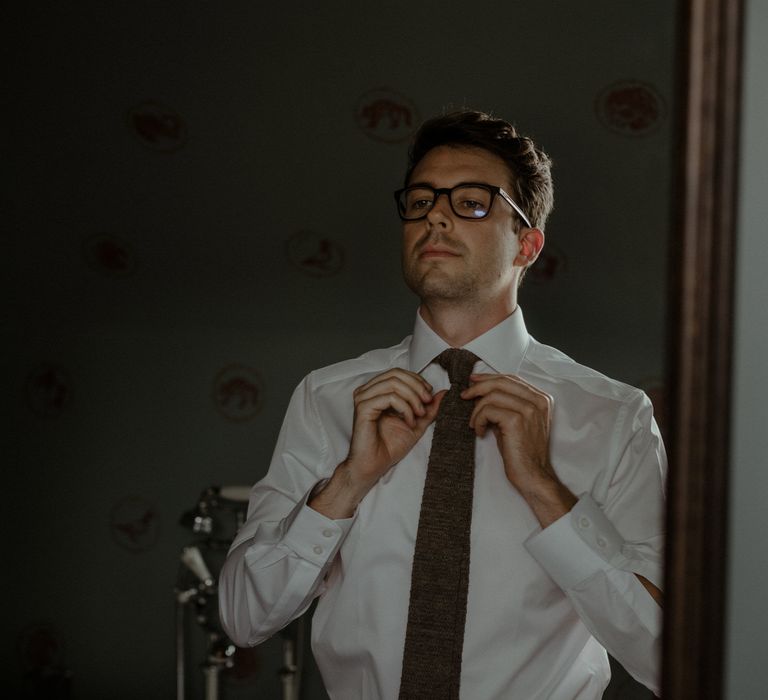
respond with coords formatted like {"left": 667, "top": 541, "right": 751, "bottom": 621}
{"left": 402, "top": 259, "right": 478, "bottom": 302}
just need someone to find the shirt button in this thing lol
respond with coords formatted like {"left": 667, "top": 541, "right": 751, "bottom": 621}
{"left": 322, "top": 529, "right": 334, "bottom": 538}
{"left": 313, "top": 545, "right": 323, "bottom": 555}
{"left": 597, "top": 536, "right": 607, "bottom": 548}
{"left": 579, "top": 516, "right": 591, "bottom": 529}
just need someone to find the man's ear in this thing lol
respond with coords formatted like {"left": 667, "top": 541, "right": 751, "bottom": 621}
{"left": 514, "top": 227, "right": 545, "bottom": 268}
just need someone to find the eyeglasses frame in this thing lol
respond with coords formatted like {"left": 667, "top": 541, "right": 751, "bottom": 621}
{"left": 393, "top": 182, "right": 533, "bottom": 229}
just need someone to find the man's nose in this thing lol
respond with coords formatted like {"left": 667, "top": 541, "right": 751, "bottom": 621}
{"left": 426, "top": 192, "right": 453, "bottom": 226}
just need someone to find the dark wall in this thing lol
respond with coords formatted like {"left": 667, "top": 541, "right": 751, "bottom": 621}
{"left": 7, "top": 2, "right": 676, "bottom": 697}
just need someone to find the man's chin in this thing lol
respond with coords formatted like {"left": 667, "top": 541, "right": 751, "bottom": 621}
{"left": 403, "top": 270, "right": 473, "bottom": 301}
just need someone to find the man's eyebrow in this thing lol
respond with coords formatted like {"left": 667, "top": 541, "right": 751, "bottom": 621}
{"left": 406, "top": 181, "right": 490, "bottom": 189}
{"left": 406, "top": 180, "right": 434, "bottom": 188}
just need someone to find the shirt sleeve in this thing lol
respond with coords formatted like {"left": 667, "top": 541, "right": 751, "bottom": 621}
{"left": 218, "top": 375, "right": 355, "bottom": 647}
{"left": 525, "top": 390, "right": 666, "bottom": 696}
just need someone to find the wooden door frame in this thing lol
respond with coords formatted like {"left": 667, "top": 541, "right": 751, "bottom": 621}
{"left": 663, "top": 0, "right": 744, "bottom": 697}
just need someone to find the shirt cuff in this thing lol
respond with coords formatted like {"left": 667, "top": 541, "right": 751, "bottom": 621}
{"left": 282, "top": 488, "right": 355, "bottom": 568}
{"left": 524, "top": 494, "right": 627, "bottom": 590}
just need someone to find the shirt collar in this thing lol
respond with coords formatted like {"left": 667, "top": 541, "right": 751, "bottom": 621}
{"left": 408, "top": 306, "right": 530, "bottom": 375}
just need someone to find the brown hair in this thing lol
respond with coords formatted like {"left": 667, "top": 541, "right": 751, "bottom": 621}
{"left": 404, "top": 110, "right": 554, "bottom": 230}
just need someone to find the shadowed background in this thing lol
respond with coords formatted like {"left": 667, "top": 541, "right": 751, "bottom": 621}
{"left": 6, "top": 2, "right": 677, "bottom": 697}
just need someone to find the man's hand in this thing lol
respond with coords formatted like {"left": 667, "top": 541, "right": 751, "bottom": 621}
{"left": 462, "top": 373, "right": 576, "bottom": 528}
{"left": 309, "top": 369, "right": 445, "bottom": 519}
{"left": 463, "top": 373, "right": 663, "bottom": 606}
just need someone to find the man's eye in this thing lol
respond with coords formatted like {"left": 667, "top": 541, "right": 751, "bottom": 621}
{"left": 406, "top": 197, "right": 434, "bottom": 212}
{"left": 458, "top": 199, "right": 482, "bottom": 210}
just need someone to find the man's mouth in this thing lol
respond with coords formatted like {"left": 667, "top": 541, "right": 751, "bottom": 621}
{"left": 419, "top": 246, "right": 460, "bottom": 259}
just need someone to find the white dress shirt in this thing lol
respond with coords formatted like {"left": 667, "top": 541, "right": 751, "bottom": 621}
{"left": 219, "top": 308, "right": 666, "bottom": 700}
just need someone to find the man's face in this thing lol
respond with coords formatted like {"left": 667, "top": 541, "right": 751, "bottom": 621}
{"left": 401, "top": 145, "right": 526, "bottom": 307}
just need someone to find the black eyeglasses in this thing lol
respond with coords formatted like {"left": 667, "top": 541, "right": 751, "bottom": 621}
{"left": 393, "top": 183, "right": 532, "bottom": 228}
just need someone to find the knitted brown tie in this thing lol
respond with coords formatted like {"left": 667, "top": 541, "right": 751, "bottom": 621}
{"left": 399, "top": 348, "right": 480, "bottom": 700}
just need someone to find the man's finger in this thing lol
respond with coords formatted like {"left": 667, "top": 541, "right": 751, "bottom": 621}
{"left": 464, "top": 374, "right": 551, "bottom": 408}
{"left": 468, "top": 391, "right": 537, "bottom": 431}
{"left": 357, "top": 392, "right": 418, "bottom": 428}
{"left": 415, "top": 389, "right": 446, "bottom": 429}
{"left": 471, "top": 403, "right": 510, "bottom": 438}
{"left": 361, "top": 369, "right": 433, "bottom": 400}
{"left": 355, "top": 377, "right": 432, "bottom": 418}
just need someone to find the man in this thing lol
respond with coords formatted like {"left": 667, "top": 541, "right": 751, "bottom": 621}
{"left": 219, "top": 111, "right": 665, "bottom": 699}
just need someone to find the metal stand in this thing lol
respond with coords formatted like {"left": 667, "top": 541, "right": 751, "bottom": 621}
{"left": 202, "top": 634, "right": 235, "bottom": 700}
{"left": 175, "top": 572, "right": 235, "bottom": 700}
{"left": 175, "top": 485, "right": 306, "bottom": 700}
{"left": 279, "top": 617, "right": 306, "bottom": 700}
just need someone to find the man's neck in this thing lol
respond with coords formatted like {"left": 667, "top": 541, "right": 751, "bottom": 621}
{"left": 419, "top": 298, "right": 517, "bottom": 347}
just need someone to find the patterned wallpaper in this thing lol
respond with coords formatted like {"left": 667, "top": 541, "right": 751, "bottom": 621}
{"left": 7, "top": 2, "right": 676, "bottom": 698}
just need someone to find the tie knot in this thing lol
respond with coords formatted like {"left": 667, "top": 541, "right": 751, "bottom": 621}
{"left": 436, "top": 348, "right": 480, "bottom": 387}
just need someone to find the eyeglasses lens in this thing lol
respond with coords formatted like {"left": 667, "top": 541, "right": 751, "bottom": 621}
{"left": 399, "top": 185, "right": 492, "bottom": 220}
